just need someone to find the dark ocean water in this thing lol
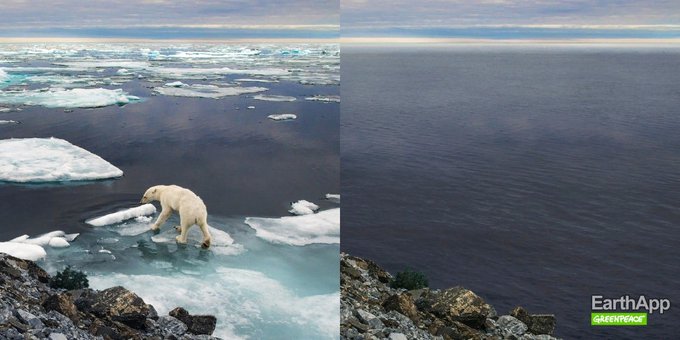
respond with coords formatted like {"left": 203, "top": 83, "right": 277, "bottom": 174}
{"left": 0, "top": 78, "right": 339, "bottom": 239}
{"left": 341, "top": 45, "right": 680, "bottom": 339}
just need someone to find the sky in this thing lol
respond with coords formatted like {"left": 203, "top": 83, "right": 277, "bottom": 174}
{"left": 0, "top": 0, "right": 339, "bottom": 40}
{"left": 342, "top": 0, "right": 680, "bottom": 40}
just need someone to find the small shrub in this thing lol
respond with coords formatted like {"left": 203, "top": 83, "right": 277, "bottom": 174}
{"left": 390, "top": 269, "right": 429, "bottom": 290}
{"left": 50, "top": 266, "right": 89, "bottom": 290}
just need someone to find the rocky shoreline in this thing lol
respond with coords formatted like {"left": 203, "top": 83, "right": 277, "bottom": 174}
{"left": 341, "top": 253, "right": 561, "bottom": 340}
{"left": 0, "top": 253, "right": 219, "bottom": 340}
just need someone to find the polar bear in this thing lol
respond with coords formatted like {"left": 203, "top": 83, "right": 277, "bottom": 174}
{"left": 140, "top": 185, "right": 212, "bottom": 248}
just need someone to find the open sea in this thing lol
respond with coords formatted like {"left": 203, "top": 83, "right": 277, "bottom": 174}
{"left": 341, "top": 44, "right": 680, "bottom": 339}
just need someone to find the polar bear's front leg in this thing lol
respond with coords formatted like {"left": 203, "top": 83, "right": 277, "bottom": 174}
{"left": 151, "top": 208, "right": 171, "bottom": 231}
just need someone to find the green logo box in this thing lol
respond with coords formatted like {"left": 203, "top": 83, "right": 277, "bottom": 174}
{"left": 591, "top": 312, "right": 648, "bottom": 326}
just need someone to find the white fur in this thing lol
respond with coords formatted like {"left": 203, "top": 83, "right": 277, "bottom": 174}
{"left": 141, "top": 185, "right": 212, "bottom": 248}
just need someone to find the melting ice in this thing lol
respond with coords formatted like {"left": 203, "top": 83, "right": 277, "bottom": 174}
{"left": 25, "top": 204, "right": 340, "bottom": 339}
{"left": 0, "top": 88, "right": 140, "bottom": 109}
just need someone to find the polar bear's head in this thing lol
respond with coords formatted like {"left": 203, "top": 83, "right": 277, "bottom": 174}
{"left": 140, "top": 185, "right": 162, "bottom": 203}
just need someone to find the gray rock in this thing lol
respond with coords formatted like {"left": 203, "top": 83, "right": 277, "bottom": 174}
{"left": 388, "top": 333, "right": 408, "bottom": 340}
{"left": 48, "top": 333, "right": 68, "bottom": 340}
{"left": 158, "top": 315, "right": 188, "bottom": 336}
{"left": 497, "top": 315, "right": 528, "bottom": 337}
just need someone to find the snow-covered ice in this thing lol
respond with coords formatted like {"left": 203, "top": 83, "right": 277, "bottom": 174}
{"left": 0, "top": 120, "right": 18, "bottom": 125}
{"left": 325, "top": 193, "right": 340, "bottom": 202}
{"left": 254, "top": 94, "right": 296, "bottom": 102}
{"left": 0, "top": 137, "right": 123, "bottom": 183}
{"left": 86, "top": 204, "right": 157, "bottom": 227}
{"left": 289, "top": 200, "right": 319, "bottom": 215}
{"left": 245, "top": 208, "right": 340, "bottom": 246}
{"left": 268, "top": 113, "right": 297, "bottom": 121}
{"left": 164, "top": 81, "right": 186, "bottom": 87}
{"left": 154, "top": 84, "right": 267, "bottom": 99}
{"left": 0, "top": 242, "right": 47, "bottom": 261}
{"left": 0, "top": 88, "right": 140, "bottom": 108}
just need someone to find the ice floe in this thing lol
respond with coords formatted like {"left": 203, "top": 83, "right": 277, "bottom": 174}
{"left": 235, "top": 78, "right": 278, "bottom": 83}
{"left": 0, "top": 242, "right": 46, "bottom": 261}
{"left": 289, "top": 200, "right": 319, "bottom": 215}
{"left": 164, "top": 81, "right": 186, "bottom": 87}
{"left": 0, "top": 137, "right": 123, "bottom": 183}
{"left": 150, "top": 223, "right": 244, "bottom": 255}
{"left": 0, "top": 120, "right": 18, "bottom": 125}
{"left": 268, "top": 114, "right": 297, "bottom": 121}
{"left": 305, "top": 95, "right": 340, "bottom": 103}
{"left": 0, "top": 88, "right": 140, "bottom": 109}
{"left": 254, "top": 94, "right": 296, "bottom": 102}
{"left": 0, "top": 69, "right": 8, "bottom": 82}
{"left": 325, "top": 193, "right": 341, "bottom": 203}
{"left": 154, "top": 84, "right": 267, "bottom": 99}
{"left": 245, "top": 208, "right": 340, "bottom": 246}
{"left": 86, "top": 204, "right": 157, "bottom": 227}
{"left": 0, "top": 230, "right": 79, "bottom": 260}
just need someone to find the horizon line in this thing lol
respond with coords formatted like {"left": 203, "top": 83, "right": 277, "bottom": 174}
{"left": 340, "top": 37, "right": 680, "bottom": 45}
{"left": 0, "top": 37, "right": 340, "bottom": 44}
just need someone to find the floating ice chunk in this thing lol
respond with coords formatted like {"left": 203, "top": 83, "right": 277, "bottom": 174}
{"left": 289, "top": 200, "right": 319, "bottom": 215}
{"left": 235, "top": 78, "right": 278, "bottom": 83}
{"left": 99, "top": 249, "right": 112, "bottom": 254}
{"left": 305, "top": 95, "right": 340, "bottom": 103}
{"left": 247, "top": 106, "right": 255, "bottom": 109}
{"left": 154, "top": 84, "right": 267, "bottom": 99}
{"left": 48, "top": 237, "right": 70, "bottom": 248}
{"left": 0, "top": 138, "right": 123, "bottom": 183}
{"left": 245, "top": 208, "right": 340, "bottom": 246}
{"left": 0, "top": 242, "right": 46, "bottom": 261}
{"left": 164, "top": 81, "right": 186, "bottom": 87}
{"left": 151, "top": 223, "right": 244, "bottom": 255}
{"left": 268, "top": 114, "right": 297, "bottom": 121}
{"left": 14, "top": 230, "right": 67, "bottom": 246}
{"left": 325, "top": 194, "right": 340, "bottom": 203}
{"left": 0, "top": 69, "right": 8, "bottom": 82}
{"left": 0, "top": 88, "right": 140, "bottom": 109}
{"left": 54, "top": 60, "right": 150, "bottom": 69}
{"left": 149, "top": 66, "right": 288, "bottom": 79}
{"left": 0, "top": 108, "right": 11, "bottom": 113}
{"left": 86, "top": 204, "right": 157, "bottom": 227}
{"left": 64, "top": 233, "right": 79, "bottom": 242}
{"left": 254, "top": 94, "right": 296, "bottom": 102}
{"left": 0, "top": 120, "right": 18, "bottom": 125}
{"left": 116, "top": 68, "right": 132, "bottom": 75}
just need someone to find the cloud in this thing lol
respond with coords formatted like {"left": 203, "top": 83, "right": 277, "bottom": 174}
{"left": 0, "top": 0, "right": 338, "bottom": 38}
{"left": 342, "top": 0, "right": 680, "bottom": 38}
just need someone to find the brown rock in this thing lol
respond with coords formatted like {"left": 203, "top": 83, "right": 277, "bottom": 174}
{"left": 382, "top": 293, "right": 419, "bottom": 322}
{"left": 169, "top": 307, "right": 216, "bottom": 335}
{"left": 42, "top": 293, "right": 79, "bottom": 321}
{"left": 85, "top": 286, "right": 155, "bottom": 330}
{"left": 510, "top": 306, "right": 556, "bottom": 335}
{"left": 426, "top": 287, "right": 493, "bottom": 328}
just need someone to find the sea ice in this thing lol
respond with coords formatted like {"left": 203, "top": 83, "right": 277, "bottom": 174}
{"left": 86, "top": 204, "right": 157, "bottom": 227}
{"left": 235, "top": 78, "right": 278, "bottom": 83}
{"left": 0, "top": 69, "right": 8, "bottom": 82}
{"left": 325, "top": 193, "right": 340, "bottom": 203}
{"left": 0, "top": 242, "right": 46, "bottom": 261}
{"left": 164, "top": 81, "right": 186, "bottom": 87}
{"left": 0, "top": 120, "right": 18, "bottom": 125}
{"left": 289, "top": 200, "right": 319, "bottom": 215}
{"left": 245, "top": 208, "right": 340, "bottom": 246}
{"left": 48, "top": 237, "right": 70, "bottom": 248}
{"left": 151, "top": 223, "right": 244, "bottom": 255}
{"left": 254, "top": 94, "right": 296, "bottom": 102}
{"left": 267, "top": 114, "right": 297, "bottom": 121}
{"left": 0, "top": 137, "right": 123, "bottom": 183}
{"left": 305, "top": 95, "right": 340, "bottom": 103}
{"left": 154, "top": 84, "right": 267, "bottom": 99}
{"left": 0, "top": 88, "right": 140, "bottom": 109}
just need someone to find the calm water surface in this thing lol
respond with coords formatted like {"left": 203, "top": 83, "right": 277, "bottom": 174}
{"left": 341, "top": 45, "right": 680, "bottom": 339}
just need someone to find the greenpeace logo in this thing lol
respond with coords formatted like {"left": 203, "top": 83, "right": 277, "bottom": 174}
{"left": 592, "top": 295, "right": 670, "bottom": 314}
{"left": 591, "top": 295, "right": 671, "bottom": 327}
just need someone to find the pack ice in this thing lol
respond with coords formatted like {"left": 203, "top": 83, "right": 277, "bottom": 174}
{"left": 154, "top": 84, "right": 267, "bottom": 99}
{"left": 0, "top": 230, "right": 79, "bottom": 261}
{"left": 0, "top": 138, "right": 123, "bottom": 182}
{"left": 0, "top": 88, "right": 140, "bottom": 108}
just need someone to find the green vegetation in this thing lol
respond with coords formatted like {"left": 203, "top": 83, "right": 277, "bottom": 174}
{"left": 49, "top": 266, "right": 89, "bottom": 290}
{"left": 390, "top": 269, "right": 429, "bottom": 290}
